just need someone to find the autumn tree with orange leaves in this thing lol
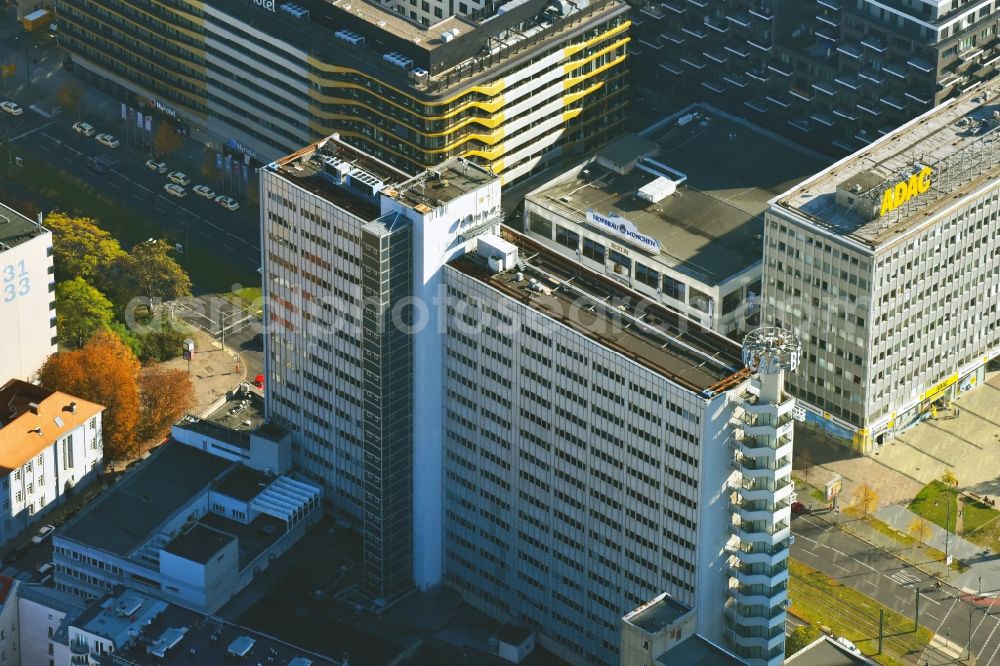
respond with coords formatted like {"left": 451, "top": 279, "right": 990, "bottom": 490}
{"left": 39, "top": 330, "right": 142, "bottom": 461}
{"left": 138, "top": 366, "right": 194, "bottom": 441}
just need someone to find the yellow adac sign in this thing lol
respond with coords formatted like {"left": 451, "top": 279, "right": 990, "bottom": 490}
{"left": 920, "top": 372, "right": 958, "bottom": 402}
{"left": 879, "top": 166, "right": 932, "bottom": 216}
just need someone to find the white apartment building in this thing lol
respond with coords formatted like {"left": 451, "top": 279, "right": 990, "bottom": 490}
{"left": 765, "top": 78, "right": 1000, "bottom": 452}
{"left": 0, "top": 380, "right": 103, "bottom": 546}
{"left": 261, "top": 135, "right": 502, "bottom": 599}
{"left": 442, "top": 230, "right": 795, "bottom": 666}
{"left": 522, "top": 107, "right": 827, "bottom": 336}
{"left": 0, "top": 206, "right": 56, "bottom": 382}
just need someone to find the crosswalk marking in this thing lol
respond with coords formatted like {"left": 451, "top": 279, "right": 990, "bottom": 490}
{"left": 888, "top": 569, "right": 921, "bottom": 586}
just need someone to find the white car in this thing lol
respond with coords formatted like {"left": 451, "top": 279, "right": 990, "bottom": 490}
{"left": 95, "top": 133, "right": 119, "bottom": 148}
{"left": 0, "top": 101, "right": 23, "bottom": 116}
{"left": 30, "top": 525, "right": 54, "bottom": 545}
{"left": 163, "top": 183, "right": 187, "bottom": 198}
{"left": 145, "top": 159, "right": 167, "bottom": 173}
{"left": 192, "top": 184, "right": 215, "bottom": 199}
{"left": 73, "top": 121, "right": 95, "bottom": 137}
{"left": 215, "top": 195, "right": 240, "bottom": 211}
{"left": 167, "top": 171, "right": 191, "bottom": 186}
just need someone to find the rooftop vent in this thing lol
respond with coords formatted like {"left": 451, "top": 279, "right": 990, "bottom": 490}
{"left": 335, "top": 29, "right": 365, "bottom": 45}
{"left": 383, "top": 52, "right": 413, "bottom": 69}
{"left": 27, "top": 402, "right": 39, "bottom": 415}
{"left": 68, "top": 401, "right": 77, "bottom": 413}
{"left": 280, "top": 3, "right": 310, "bottom": 18}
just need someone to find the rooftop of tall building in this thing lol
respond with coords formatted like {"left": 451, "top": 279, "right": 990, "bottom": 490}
{"left": 775, "top": 79, "right": 1000, "bottom": 249}
{"left": 0, "top": 380, "right": 104, "bottom": 475}
{"left": 448, "top": 228, "right": 748, "bottom": 395}
{"left": 621, "top": 592, "right": 690, "bottom": 635}
{"left": 215, "top": 0, "right": 626, "bottom": 94}
{"left": 526, "top": 105, "right": 829, "bottom": 285}
{"left": 0, "top": 202, "right": 46, "bottom": 252}
{"left": 383, "top": 156, "right": 498, "bottom": 212}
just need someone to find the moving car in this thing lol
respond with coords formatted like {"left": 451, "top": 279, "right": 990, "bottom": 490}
{"left": 95, "top": 133, "right": 119, "bottom": 148}
{"left": 0, "top": 101, "right": 23, "bottom": 116}
{"left": 72, "top": 121, "right": 95, "bottom": 137}
{"left": 163, "top": 183, "right": 187, "bottom": 198}
{"left": 167, "top": 171, "right": 191, "bottom": 186}
{"left": 215, "top": 195, "right": 240, "bottom": 211}
{"left": 145, "top": 159, "right": 167, "bottom": 173}
{"left": 30, "top": 524, "right": 54, "bottom": 545}
{"left": 192, "top": 184, "right": 215, "bottom": 198}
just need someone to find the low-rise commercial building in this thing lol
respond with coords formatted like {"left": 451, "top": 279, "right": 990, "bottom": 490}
{"left": 53, "top": 434, "right": 322, "bottom": 614}
{"left": 522, "top": 106, "right": 828, "bottom": 336}
{"left": 0, "top": 380, "right": 104, "bottom": 547}
{"left": 765, "top": 77, "right": 1000, "bottom": 451}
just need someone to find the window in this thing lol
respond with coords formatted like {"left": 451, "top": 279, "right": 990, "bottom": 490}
{"left": 635, "top": 263, "right": 659, "bottom": 288}
{"left": 528, "top": 212, "right": 552, "bottom": 238}
{"left": 608, "top": 249, "right": 631, "bottom": 272}
{"left": 582, "top": 237, "right": 605, "bottom": 263}
{"left": 689, "top": 287, "right": 713, "bottom": 313}
{"left": 721, "top": 290, "right": 743, "bottom": 315}
{"left": 555, "top": 225, "right": 579, "bottom": 250}
{"left": 663, "top": 274, "right": 685, "bottom": 301}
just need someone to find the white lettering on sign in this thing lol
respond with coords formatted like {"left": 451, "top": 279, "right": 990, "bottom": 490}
{"left": 253, "top": 0, "right": 276, "bottom": 10}
{"left": 585, "top": 210, "right": 660, "bottom": 254}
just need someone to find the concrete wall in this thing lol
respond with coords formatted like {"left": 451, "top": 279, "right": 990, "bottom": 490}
{"left": 0, "top": 231, "right": 55, "bottom": 382}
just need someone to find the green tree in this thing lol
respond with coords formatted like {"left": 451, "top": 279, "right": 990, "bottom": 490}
{"left": 109, "top": 240, "right": 191, "bottom": 310}
{"left": 44, "top": 212, "right": 125, "bottom": 285}
{"left": 55, "top": 277, "right": 114, "bottom": 349}
{"left": 786, "top": 625, "right": 821, "bottom": 655}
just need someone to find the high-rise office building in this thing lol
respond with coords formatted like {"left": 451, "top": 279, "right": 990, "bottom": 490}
{"left": 628, "top": 0, "right": 1000, "bottom": 154}
{"left": 0, "top": 203, "right": 56, "bottom": 382}
{"left": 261, "top": 135, "right": 503, "bottom": 598}
{"left": 262, "top": 136, "right": 797, "bottom": 664}
{"left": 59, "top": 0, "right": 630, "bottom": 183}
{"left": 764, "top": 78, "right": 1000, "bottom": 452}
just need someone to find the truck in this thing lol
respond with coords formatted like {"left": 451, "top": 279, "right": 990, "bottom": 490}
{"left": 22, "top": 9, "right": 53, "bottom": 32}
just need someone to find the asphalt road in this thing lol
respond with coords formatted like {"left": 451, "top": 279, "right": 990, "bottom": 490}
{"left": 793, "top": 512, "right": 1000, "bottom": 664}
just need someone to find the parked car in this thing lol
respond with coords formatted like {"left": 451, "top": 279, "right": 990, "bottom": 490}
{"left": 791, "top": 501, "right": 807, "bottom": 515}
{"left": 35, "top": 562, "right": 53, "bottom": 576}
{"left": 163, "top": 183, "right": 187, "bottom": 198}
{"left": 145, "top": 159, "right": 167, "bottom": 173}
{"left": 72, "top": 121, "right": 95, "bottom": 137}
{"left": 192, "top": 184, "right": 215, "bottom": 198}
{"left": 167, "top": 171, "right": 191, "bottom": 186}
{"left": 215, "top": 195, "right": 239, "bottom": 211}
{"left": 95, "top": 133, "right": 119, "bottom": 148}
{"left": 30, "top": 525, "right": 55, "bottom": 545}
{"left": 0, "top": 101, "right": 23, "bottom": 116}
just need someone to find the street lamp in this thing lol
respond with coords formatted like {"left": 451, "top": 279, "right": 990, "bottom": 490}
{"left": 936, "top": 498, "right": 952, "bottom": 569}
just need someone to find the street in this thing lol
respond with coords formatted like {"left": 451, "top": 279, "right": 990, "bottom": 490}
{"left": 793, "top": 512, "right": 1000, "bottom": 664}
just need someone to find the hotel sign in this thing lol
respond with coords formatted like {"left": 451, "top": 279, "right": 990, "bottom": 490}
{"left": 585, "top": 210, "right": 660, "bottom": 254}
{"left": 879, "top": 166, "right": 932, "bottom": 216}
{"left": 252, "top": 0, "right": 276, "bottom": 10}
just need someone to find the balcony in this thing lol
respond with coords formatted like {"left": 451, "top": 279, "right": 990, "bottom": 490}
{"left": 686, "top": 0, "right": 709, "bottom": 6}
{"left": 746, "top": 67, "right": 770, "bottom": 82}
{"left": 883, "top": 62, "right": 909, "bottom": 79}
{"left": 816, "top": 28, "right": 839, "bottom": 43}
{"left": 680, "top": 55, "right": 707, "bottom": 69}
{"left": 905, "top": 90, "right": 934, "bottom": 105}
{"left": 727, "top": 11, "right": 751, "bottom": 28}
{"left": 704, "top": 49, "right": 729, "bottom": 64}
{"left": 880, "top": 95, "right": 906, "bottom": 110}
{"left": 854, "top": 128, "right": 874, "bottom": 143}
{"left": 702, "top": 80, "right": 727, "bottom": 94}
{"left": 663, "top": 0, "right": 686, "bottom": 13}
{"left": 724, "top": 73, "right": 751, "bottom": 88}
{"left": 747, "top": 38, "right": 771, "bottom": 52}
{"left": 811, "top": 80, "right": 836, "bottom": 96}
{"left": 640, "top": 4, "right": 666, "bottom": 19}
{"left": 723, "top": 599, "right": 786, "bottom": 629}
{"left": 788, "top": 118, "right": 812, "bottom": 132}
{"left": 908, "top": 57, "right": 934, "bottom": 73}
{"left": 816, "top": 12, "right": 838, "bottom": 27}
{"left": 730, "top": 628, "right": 787, "bottom": 653}
{"left": 834, "top": 74, "right": 861, "bottom": 90}
{"left": 858, "top": 69, "right": 884, "bottom": 84}
{"left": 725, "top": 43, "right": 751, "bottom": 58}
{"left": 789, "top": 87, "right": 815, "bottom": 102}
{"left": 682, "top": 26, "right": 708, "bottom": 39}
{"left": 861, "top": 35, "right": 887, "bottom": 53}
{"left": 833, "top": 107, "right": 860, "bottom": 121}
{"left": 767, "top": 62, "right": 792, "bottom": 77}
{"left": 816, "top": 0, "right": 840, "bottom": 9}
{"left": 744, "top": 97, "right": 769, "bottom": 113}
{"left": 637, "top": 36, "right": 665, "bottom": 50}
{"left": 764, "top": 93, "right": 792, "bottom": 108}
{"left": 661, "top": 30, "right": 685, "bottom": 44}
{"left": 809, "top": 112, "right": 835, "bottom": 127}
{"left": 660, "top": 61, "right": 684, "bottom": 75}
{"left": 705, "top": 15, "right": 729, "bottom": 33}
{"left": 748, "top": 4, "right": 774, "bottom": 20}
{"left": 836, "top": 42, "right": 863, "bottom": 60}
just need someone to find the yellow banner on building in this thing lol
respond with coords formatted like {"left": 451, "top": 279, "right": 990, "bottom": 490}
{"left": 920, "top": 373, "right": 958, "bottom": 402}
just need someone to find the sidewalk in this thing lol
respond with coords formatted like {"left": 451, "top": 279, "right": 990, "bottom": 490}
{"left": 876, "top": 503, "right": 1000, "bottom": 595}
{"left": 154, "top": 327, "right": 248, "bottom": 416}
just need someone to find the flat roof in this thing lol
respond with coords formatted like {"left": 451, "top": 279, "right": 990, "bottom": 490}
{"left": 448, "top": 228, "right": 748, "bottom": 395}
{"left": 776, "top": 79, "right": 1000, "bottom": 248}
{"left": 657, "top": 635, "right": 747, "bottom": 666}
{"left": 199, "top": 512, "right": 285, "bottom": 570}
{"left": 58, "top": 442, "right": 234, "bottom": 557}
{"left": 0, "top": 380, "right": 104, "bottom": 475}
{"left": 268, "top": 136, "right": 411, "bottom": 220}
{"left": 79, "top": 590, "right": 169, "bottom": 643}
{"left": 163, "top": 524, "right": 235, "bottom": 565}
{"left": 202, "top": 390, "right": 266, "bottom": 433}
{"left": 0, "top": 202, "right": 44, "bottom": 250}
{"left": 527, "top": 106, "right": 828, "bottom": 285}
{"left": 100, "top": 595, "right": 336, "bottom": 665}
{"left": 785, "top": 636, "right": 877, "bottom": 665}
{"left": 214, "top": 466, "right": 271, "bottom": 503}
{"left": 383, "top": 157, "right": 497, "bottom": 211}
{"left": 622, "top": 593, "right": 689, "bottom": 633}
